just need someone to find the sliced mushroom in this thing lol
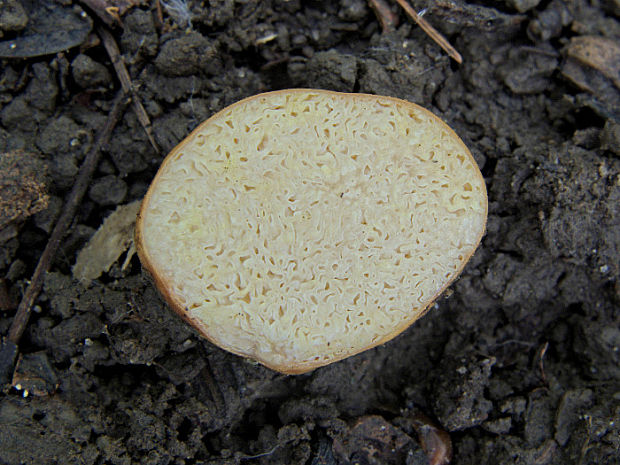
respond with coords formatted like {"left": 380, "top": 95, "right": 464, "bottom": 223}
{"left": 136, "top": 89, "right": 487, "bottom": 374}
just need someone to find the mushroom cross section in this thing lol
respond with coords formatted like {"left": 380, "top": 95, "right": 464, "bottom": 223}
{"left": 136, "top": 89, "right": 488, "bottom": 374}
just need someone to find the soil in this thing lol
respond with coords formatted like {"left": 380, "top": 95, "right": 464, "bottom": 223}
{"left": 1, "top": 0, "right": 619, "bottom": 464}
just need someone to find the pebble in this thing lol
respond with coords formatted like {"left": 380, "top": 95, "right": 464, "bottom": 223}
{"left": 71, "top": 54, "right": 112, "bottom": 89}
{"left": 0, "top": 0, "right": 28, "bottom": 36}
{"left": 88, "top": 175, "right": 128, "bottom": 206}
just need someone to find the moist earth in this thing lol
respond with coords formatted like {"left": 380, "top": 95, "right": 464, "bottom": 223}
{"left": 0, "top": 1, "right": 619, "bottom": 464}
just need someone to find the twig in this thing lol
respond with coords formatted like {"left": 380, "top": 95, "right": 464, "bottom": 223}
{"left": 393, "top": 0, "right": 462, "bottom": 64}
{"left": 154, "top": 0, "right": 165, "bottom": 31}
{"left": 97, "top": 25, "right": 161, "bottom": 154}
{"left": 368, "top": 0, "right": 399, "bottom": 32}
{"left": 7, "top": 91, "right": 130, "bottom": 345}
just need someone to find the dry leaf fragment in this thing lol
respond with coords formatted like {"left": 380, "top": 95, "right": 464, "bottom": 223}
{"left": 11, "top": 351, "right": 59, "bottom": 397}
{"left": 73, "top": 200, "right": 141, "bottom": 282}
{"left": 562, "top": 35, "right": 620, "bottom": 105}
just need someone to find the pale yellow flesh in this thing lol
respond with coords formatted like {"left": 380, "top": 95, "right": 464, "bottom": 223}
{"left": 136, "top": 90, "right": 487, "bottom": 374}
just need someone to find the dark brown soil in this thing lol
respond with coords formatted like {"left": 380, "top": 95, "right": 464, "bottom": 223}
{"left": 1, "top": 1, "right": 619, "bottom": 464}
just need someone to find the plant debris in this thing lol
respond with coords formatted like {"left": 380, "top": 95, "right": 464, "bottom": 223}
{"left": 561, "top": 35, "right": 620, "bottom": 109}
{"left": 0, "top": 0, "right": 92, "bottom": 58}
{"left": 11, "top": 351, "right": 59, "bottom": 397}
{"left": 73, "top": 200, "right": 140, "bottom": 282}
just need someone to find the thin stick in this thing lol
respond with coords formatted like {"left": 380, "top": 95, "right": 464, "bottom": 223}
{"left": 155, "top": 0, "right": 165, "bottom": 31}
{"left": 97, "top": 25, "right": 160, "bottom": 154}
{"left": 7, "top": 92, "right": 130, "bottom": 344}
{"left": 393, "top": 0, "right": 462, "bottom": 64}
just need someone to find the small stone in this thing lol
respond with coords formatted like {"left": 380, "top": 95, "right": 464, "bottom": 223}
{"left": 6, "top": 258, "right": 26, "bottom": 280}
{"left": 155, "top": 32, "right": 220, "bottom": 77}
{"left": 527, "top": 0, "right": 573, "bottom": 41}
{"left": 25, "top": 63, "right": 58, "bottom": 113}
{"left": 296, "top": 49, "right": 358, "bottom": 92}
{"left": 71, "top": 54, "right": 112, "bottom": 89}
{"left": 1, "top": 96, "right": 37, "bottom": 131}
{"left": 88, "top": 175, "right": 127, "bottom": 206}
{"left": 49, "top": 153, "right": 79, "bottom": 191}
{"left": 36, "top": 115, "right": 83, "bottom": 155}
{"left": 0, "top": 0, "right": 28, "bottom": 36}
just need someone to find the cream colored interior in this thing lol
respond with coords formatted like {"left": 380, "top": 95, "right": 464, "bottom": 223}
{"left": 138, "top": 90, "right": 487, "bottom": 372}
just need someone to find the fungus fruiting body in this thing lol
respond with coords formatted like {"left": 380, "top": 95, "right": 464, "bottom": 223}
{"left": 136, "top": 89, "right": 487, "bottom": 374}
